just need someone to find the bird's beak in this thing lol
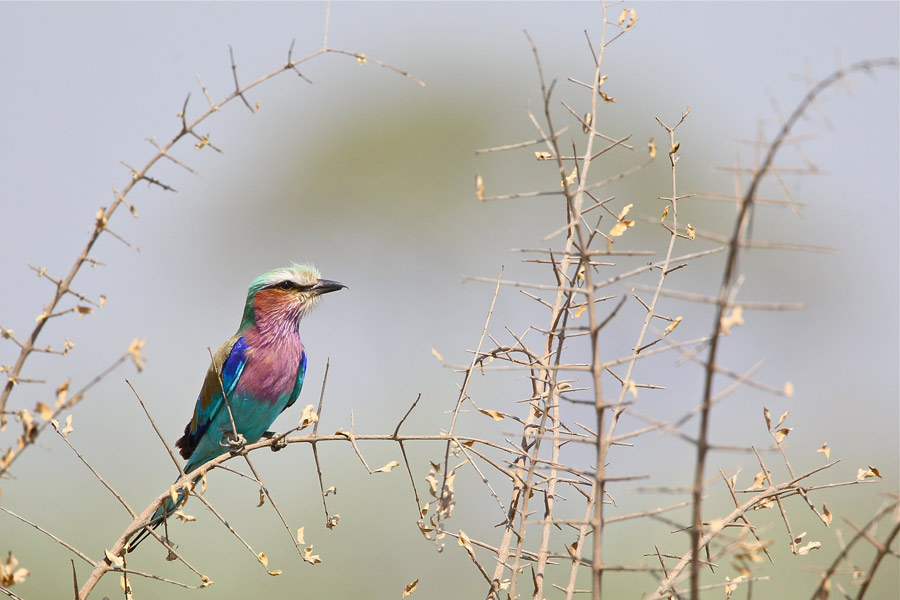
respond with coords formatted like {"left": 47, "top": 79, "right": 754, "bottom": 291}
{"left": 312, "top": 279, "right": 347, "bottom": 295}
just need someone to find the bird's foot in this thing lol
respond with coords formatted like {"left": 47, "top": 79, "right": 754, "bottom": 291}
{"left": 222, "top": 431, "right": 247, "bottom": 454}
{"left": 263, "top": 430, "right": 288, "bottom": 452}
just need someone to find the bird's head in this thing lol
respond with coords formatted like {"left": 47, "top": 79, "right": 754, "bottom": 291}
{"left": 239, "top": 263, "right": 346, "bottom": 332}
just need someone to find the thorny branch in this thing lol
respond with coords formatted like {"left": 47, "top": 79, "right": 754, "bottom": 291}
{"left": 0, "top": 14, "right": 424, "bottom": 479}
{"left": 689, "top": 56, "right": 899, "bottom": 599}
{"left": 2, "top": 5, "right": 897, "bottom": 600}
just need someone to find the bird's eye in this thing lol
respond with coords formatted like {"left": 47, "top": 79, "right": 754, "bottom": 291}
{"left": 278, "top": 281, "right": 293, "bottom": 290}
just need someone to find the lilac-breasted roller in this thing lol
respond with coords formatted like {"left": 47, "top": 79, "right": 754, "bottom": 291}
{"left": 128, "top": 264, "right": 345, "bottom": 551}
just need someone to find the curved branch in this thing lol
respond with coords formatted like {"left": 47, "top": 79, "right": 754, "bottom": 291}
{"left": 690, "top": 56, "right": 899, "bottom": 598}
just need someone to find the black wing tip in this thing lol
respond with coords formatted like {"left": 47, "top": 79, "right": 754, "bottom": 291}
{"left": 175, "top": 423, "right": 195, "bottom": 461}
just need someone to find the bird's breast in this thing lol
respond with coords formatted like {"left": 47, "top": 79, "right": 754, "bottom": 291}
{"left": 234, "top": 333, "right": 303, "bottom": 405}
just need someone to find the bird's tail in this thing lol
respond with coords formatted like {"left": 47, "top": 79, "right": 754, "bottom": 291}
{"left": 127, "top": 474, "right": 196, "bottom": 552}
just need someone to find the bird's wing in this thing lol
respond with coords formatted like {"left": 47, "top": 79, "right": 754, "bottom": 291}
{"left": 175, "top": 335, "right": 248, "bottom": 461}
{"left": 284, "top": 350, "right": 308, "bottom": 410}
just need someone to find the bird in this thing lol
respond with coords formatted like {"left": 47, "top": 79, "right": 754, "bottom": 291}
{"left": 128, "top": 264, "right": 345, "bottom": 551}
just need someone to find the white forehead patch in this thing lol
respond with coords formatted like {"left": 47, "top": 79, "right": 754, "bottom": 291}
{"left": 255, "top": 263, "right": 320, "bottom": 289}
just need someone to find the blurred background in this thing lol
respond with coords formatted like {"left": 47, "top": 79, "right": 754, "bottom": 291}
{"left": 0, "top": 3, "right": 897, "bottom": 598}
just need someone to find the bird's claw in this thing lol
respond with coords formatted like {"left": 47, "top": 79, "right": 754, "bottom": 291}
{"left": 222, "top": 431, "right": 247, "bottom": 453}
{"left": 264, "top": 430, "right": 288, "bottom": 452}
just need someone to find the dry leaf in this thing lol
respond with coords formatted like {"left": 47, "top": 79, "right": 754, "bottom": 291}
{"left": 599, "top": 90, "right": 615, "bottom": 103}
{"left": 763, "top": 407, "right": 772, "bottom": 431}
{"left": 669, "top": 141, "right": 680, "bottom": 156}
{"left": 324, "top": 485, "right": 337, "bottom": 496}
{"left": 775, "top": 411, "right": 789, "bottom": 429}
{"left": 582, "top": 112, "right": 592, "bottom": 134}
{"left": 754, "top": 497, "right": 775, "bottom": 510}
{"left": 720, "top": 306, "right": 744, "bottom": 335}
{"left": 326, "top": 514, "right": 340, "bottom": 529}
{"left": 296, "top": 527, "right": 305, "bottom": 544}
{"left": 574, "top": 305, "right": 586, "bottom": 318}
{"left": 664, "top": 316, "right": 683, "bottom": 336}
{"left": 617, "top": 203, "right": 634, "bottom": 220}
{"left": 56, "top": 378, "right": 70, "bottom": 408}
{"left": 477, "top": 408, "right": 504, "bottom": 421}
{"left": 258, "top": 552, "right": 269, "bottom": 568}
{"left": 199, "top": 575, "right": 211, "bottom": 588}
{"left": 126, "top": 338, "right": 147, "bottom": 372}
{"left": 458, "top": 530, "right": 474, "bottom": 553}
{"left": 61, "top": 414, "right": 74, "bottom": 435}
{"left": 374, "top": 460, "right": 400, "bottom": 473}
{"left": 609, "top": 220, "right": 635, "bottom": 237}
{"left": 169, "top": 485, "right": 178, "bottom": 505}
{"left": 857, "top": 466, "right": 882, "bottom": 480}
{"left": 356, "top": 54, "right": 367, "bottom": 64}
{"left": 534, "top": 151, "right": 552, "bottom": 160}
{"left": 649, "top": 138, "right": 657, "bottom": 159}
{"left": 475, "top": 174, "right": 484, "bottom": 200}
{"left": 660, "top": 205, "right": 668, "bottom": 222}
{"left": 685, "top": 223, "right": 695, "bottom": 240}
{"left": 431, "top": 348, "right": 444, "bottom": 362}
{"left": 268, "top": 569, "right": 282, "bottom": 576}
{"left": 416, "top": 520, "right": 434, "bottom": 538}
{"left": 561, "top": 167, "right": 578, "bottom": 189}
{"left": 775, "top": 427, "right": 792, "bottom": 443}
{"left": 2, "top": 448, "right": 17, "bottom": 470}
{"left": 302, "top": 546, "right": 322, "bottom": 565}
{"left": 402, "top": 579, "right": 419, "bottom": 597}
{"left": 816, "top": 442, "right": 830, "bottom": 460}
{"left": 784, "top": 381, "right": 794, "bottom": 397}
{"left": 749, "top": 470, "right": 770, "bottom": 490}
{"left": 257, "top": 488, "right": 266, "bottom": 507}
{"left": 797, "top": 541, "right": 821, "bottom": 555}
{"left": 34, "top": 402, "right": 53, "bottom": 421}
{"left": 75, "top": 305, "right": 94, "bottom": 317}
{"left": 104, "top": 549, "right": 124, "bottom": 569}
{"left": 724, "top": 575, "right": 746, "bottom": 599}
{"left": 625, "top": 8, "right": 638, "bottom": 28}
{"left": 822, "top": 504, "right": 832, "bottom": 526}
{"left": 298, "top": 404, "right": 318, "bottom": 429}
{"left": 174, "top": 510, "right": 196, "bottom": 523}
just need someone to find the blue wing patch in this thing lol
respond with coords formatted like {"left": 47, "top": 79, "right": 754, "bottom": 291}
{"left": 221, "top": 337, "right": 248, "bottom": 395}
{"left": 175, "top": 336, "right": 248, "bottom": 460}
